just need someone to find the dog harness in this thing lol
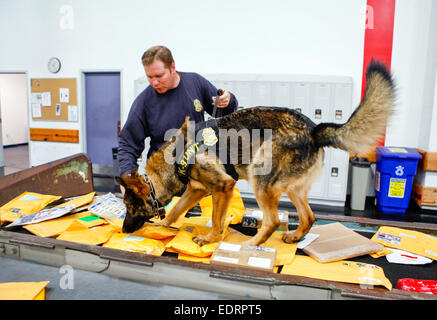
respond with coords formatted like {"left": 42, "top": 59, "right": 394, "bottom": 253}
{"left": 175, "top": 119, "right": 239, "bottom": 185}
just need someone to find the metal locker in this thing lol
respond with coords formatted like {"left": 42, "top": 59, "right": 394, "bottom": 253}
{"left": 311, "top": 83, "right": 331, "bottom": 124}
{"left": 253, "top": 82, "right": 272, "bottom": 106}
{"left": 308, "top": 147, "right": 330, "bottom": 199}
{"left": 327, "top": 149, "right": 349, "bottom": 201}
{"left": 234, "top": 81, "right": 252, "bottom": 108}
{"left": 332, "top": 84, "right": 353, "bottom": 124}
{"left": 293, "top": 83, "right": 310, "bottom": 115}
{"left": 272, "top": 82, "right": 292, "bottom": 108}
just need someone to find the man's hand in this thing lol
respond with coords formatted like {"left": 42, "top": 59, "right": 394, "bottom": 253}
{"left": 212, "top": 89, "right": 231, "bottom": 108}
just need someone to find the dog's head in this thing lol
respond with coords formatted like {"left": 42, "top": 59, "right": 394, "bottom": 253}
{"left": 116, "top": 171, "right": 159, "bottom": 233}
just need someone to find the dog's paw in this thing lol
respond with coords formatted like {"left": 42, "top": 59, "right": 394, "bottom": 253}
{"left": 157, "top": 218, "right": 171, "bottom": 228}
{"left": 282, "top": 231, "right": 304, "bottom": 243}
{"left": 192, "top": 235, "right": 211, "bottom": 246}
{"left": 240, "top": 239, "right": 257, "bottom": 247}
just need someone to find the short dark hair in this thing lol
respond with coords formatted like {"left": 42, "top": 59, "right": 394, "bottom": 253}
{"left": 141, "top": 45, "right": 174, "bottom": 68}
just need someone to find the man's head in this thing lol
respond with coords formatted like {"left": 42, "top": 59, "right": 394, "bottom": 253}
{"left": 142, "top": 45, "right": 179, "bottom": 94}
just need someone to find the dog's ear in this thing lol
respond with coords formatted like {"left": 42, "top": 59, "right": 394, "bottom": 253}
{"left": 115, "top": 176, "right": 125, "bottom": 187}
{"left": 119, "top": 172, "right": 150, "bottom": 199}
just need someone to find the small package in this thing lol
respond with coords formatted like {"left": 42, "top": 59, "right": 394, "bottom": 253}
{"left": 302, "top": 222, "right": 383, "bottom": 263}
{"left": 88, "top": 193, "right": 126, "bottom": 219}
{"left": 210, "top": 241, "right": 276, "bottom": 272}
{"left": 241, "top": 209, "right": 288, "bottom": 231}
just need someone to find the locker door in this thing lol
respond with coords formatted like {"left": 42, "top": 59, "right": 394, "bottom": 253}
{"left": 308, "top": 147, "right": 329, "bottom": 199}
{"left": 253, "top": 82, "right": 272, "bottom": 106}
{"left": 272, "top": 82, "right": 292, "bottom": 108}
{"left": 327, "top": 149, "right": 349, "bottom": 200}
{"left": 332, "top": 84, "right": 352, "bottom": 124}
{"left": 234, "top": 81, "right": 252, "bottom": 109}
{"left": 327, "top": 83, "right": 353, "bottom": 201}
{"left": 293, "top": 83, "right": 310, "bottom": 114}
{"left": 311, "top": 83, "right": 331, "bottom": 124}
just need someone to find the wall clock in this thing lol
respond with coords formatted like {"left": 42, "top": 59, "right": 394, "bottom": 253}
{"left": 48, "top": 57, "right": 61, "bottom": 73}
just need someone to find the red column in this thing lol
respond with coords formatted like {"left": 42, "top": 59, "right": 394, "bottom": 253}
{"left": 361, "top": 0, "right": 396, "bottom": 150}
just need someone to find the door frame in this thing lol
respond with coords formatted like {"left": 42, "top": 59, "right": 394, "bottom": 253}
{"left": 0, "top": 70, "right": 30, "bottom": 167}
{"left": 80, "top": 69, "right": 123, "bottom": 157}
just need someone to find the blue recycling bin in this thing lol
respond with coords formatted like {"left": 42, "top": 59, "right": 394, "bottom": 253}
{"left": 375, "top": 146, "right": 422, "bottom": 214}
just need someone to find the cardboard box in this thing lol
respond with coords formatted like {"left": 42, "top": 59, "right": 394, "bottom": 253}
{"left": 210, "top": 241, "right": 276, "bottom": 272}
{"left": 302, "top": 222, "right": 383, "bottom": 263}
{"left": 241, "top": 209, "right": 288, "bottom": 231}
{"left": 417, "top": 149, "right": 437, "bottom": 172}
{"left": 413, "top": 182, "right": 437, "bottom": 207}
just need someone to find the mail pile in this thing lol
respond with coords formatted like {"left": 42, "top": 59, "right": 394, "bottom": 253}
{"left": 2, "top": 188, "right": 437, "bottom": 294}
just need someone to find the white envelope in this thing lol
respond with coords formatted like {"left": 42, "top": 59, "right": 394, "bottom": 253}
{"left": 385, "top": 248, "right": 433, "bottom": 265}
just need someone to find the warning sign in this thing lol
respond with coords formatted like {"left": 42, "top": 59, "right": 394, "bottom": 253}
{"left": 388, "top": 178, "right": 406, "bottom": 198}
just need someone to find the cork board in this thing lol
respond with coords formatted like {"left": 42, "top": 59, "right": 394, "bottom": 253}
{"left": 30, "top": 78, "right": 77, "bottom": 121}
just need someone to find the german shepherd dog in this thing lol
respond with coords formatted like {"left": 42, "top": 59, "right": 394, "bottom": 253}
{"left": 116, "top": 60, "right": 394, "bottom": 247}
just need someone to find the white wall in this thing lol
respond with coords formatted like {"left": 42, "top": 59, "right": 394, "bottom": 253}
{"left": 0, "top": 0, "right": 381, "bottom": 166}
{"left": 388, "top": 0, "right": 437, "bottom": 150}
{"left": 0, "top": 73, "right": 29, "bottom": 146}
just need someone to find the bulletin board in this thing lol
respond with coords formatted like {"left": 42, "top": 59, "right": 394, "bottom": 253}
{"left": 30, "top": 78, "right": 78, "bottom": 121}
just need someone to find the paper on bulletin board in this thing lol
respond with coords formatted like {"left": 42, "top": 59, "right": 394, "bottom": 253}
{"left": 41, "top": 92, "right": 51, "bottom": 106}
{"left": 60, "top": 88, "right": 69, "bottom": 103}
{"left": 68, "top": 105, "right": 78, "bottom": 122}
{"left": 31, "top": 103, "right": 42, "bottom": 118}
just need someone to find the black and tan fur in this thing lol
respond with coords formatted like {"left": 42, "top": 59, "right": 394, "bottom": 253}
{"left": 117, "top": 60, "right": 395, "bottom": 247}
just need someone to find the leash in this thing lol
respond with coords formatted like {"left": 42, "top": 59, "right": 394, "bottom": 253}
{"left": 139, "top": 173, "right": 166, "bottom": 219}
{"left": 211, "top": 89, "right": 224, "bottom": 118}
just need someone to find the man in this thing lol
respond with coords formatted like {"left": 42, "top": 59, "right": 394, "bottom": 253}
{"left": 118, "top": 45, "right": 238, "bottom": 192}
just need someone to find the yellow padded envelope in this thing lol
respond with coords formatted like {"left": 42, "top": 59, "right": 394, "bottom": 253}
{"left": 23, "top": 212, "right": 102, "bottom": 238}
{"left": 199, "top": 188, "right": 245, "bottom": 224}
{"left": 132, "top": 223, "right": 178, "bottom": 240}
{"left": 0, "top": 192, "right": 61, "bottom": 223}
{"left": 0, "top": 281, "right": 50, "bottom": 300}
{"left": 281, "top": 255, "right": 392, "bottom": 290}
{"left": 371, "top": 226, "right": 437, "bottom": 260}
{"left": 103, "top": 233, "right": 166, "bottom": 256}
{"left": 165, "top": 223, "right": 223, "bottom": 257}
{"left": 56, "top": 223, "right": 117, "bottom": 245}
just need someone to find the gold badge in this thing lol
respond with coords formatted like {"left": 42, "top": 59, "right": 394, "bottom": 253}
{"left": 193, "top": 99, "right": 203, "bottom": 112}
{"left": 202, "top": 127, "right": 218, "bottom": 146}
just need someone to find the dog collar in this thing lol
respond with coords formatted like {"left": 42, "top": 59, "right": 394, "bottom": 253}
{"left": 140, "top": 173, "right": 166, "bottom": 220}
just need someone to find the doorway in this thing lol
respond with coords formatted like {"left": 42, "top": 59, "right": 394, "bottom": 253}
{"left": 83, "top": 72, "right": 121, "bottom": 188}
{"left": 0, "top": 72, "right": 29, "bottom": 175}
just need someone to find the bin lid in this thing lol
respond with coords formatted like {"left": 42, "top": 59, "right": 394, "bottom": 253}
{"left": 376, "top": 146, "right": 422, "bottom": 160}
{"left": 350, "top": 157, "right": 371, "bottom": 167}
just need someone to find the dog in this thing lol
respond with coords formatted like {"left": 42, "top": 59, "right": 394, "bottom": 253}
{"left": 116, "top": 60, "right": 395, "bottom": 247}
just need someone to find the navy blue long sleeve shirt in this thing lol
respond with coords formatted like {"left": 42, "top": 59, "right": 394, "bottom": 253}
{"left": 118, "top": 71, "right": 238, "bottom": 175}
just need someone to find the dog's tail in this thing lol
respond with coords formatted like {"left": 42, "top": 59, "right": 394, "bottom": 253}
{"left": 312, "top": 60, "right": 395, "bottom": 154}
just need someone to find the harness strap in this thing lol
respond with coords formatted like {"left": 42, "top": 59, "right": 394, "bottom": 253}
{"left": 175, "top": 119, "right": 239, "bottom": 184}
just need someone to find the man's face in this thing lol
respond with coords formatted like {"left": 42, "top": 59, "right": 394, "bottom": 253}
{"left": 144, "top": 59, "right": 176, "bottom": 94}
